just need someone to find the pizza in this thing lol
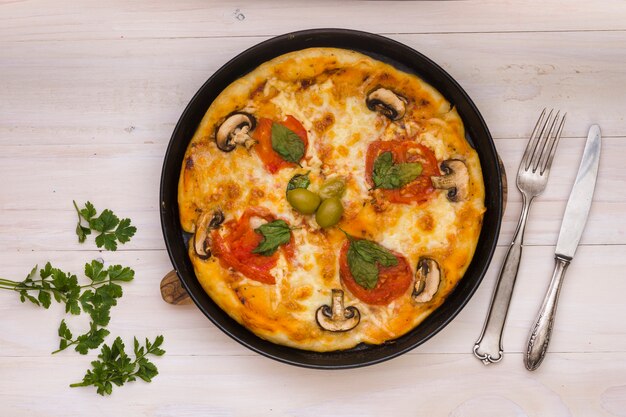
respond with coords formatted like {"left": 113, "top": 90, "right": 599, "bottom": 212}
{"left": 178, "top": 47, "right": 485, "bottom": 352}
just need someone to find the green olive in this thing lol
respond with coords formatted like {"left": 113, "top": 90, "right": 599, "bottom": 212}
{"left": 315, "top": 197, "right": 344, "bottom": 228}
{"left": 286, "top": 188, "right": 321, "bottom": 214}
{"left": 319, "top": 177, "right": 347, "bottom": 199}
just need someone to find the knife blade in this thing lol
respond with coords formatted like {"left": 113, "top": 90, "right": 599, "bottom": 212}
{"left": 524, "top": 124, "right": 601, "bottom": 371}
{"left": 555, "top": 124, "right": 602, "bottom": 259}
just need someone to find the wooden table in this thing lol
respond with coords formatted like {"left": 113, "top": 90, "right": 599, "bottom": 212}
{"left": 2, "top": 1, "right": 625, "bottom": 415}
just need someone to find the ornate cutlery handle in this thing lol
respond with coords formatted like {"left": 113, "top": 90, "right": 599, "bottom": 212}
{"left": 473, "top": 197, "right": 532, "bottom": 364}
{"left": 524, "top": 256, "right": 570, "bottom": 371}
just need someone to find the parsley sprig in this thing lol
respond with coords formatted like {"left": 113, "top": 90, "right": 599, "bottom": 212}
{"left": 0, "top": 200, "right": 165, "bottom": 395}
{"left": 73, "top": 201, "right": 137, "bottom": 251}
{"left": 70, "top": 335, "right": 165, "bottom": 396}
{"left": 0, "top": 260, "right": 134, "bottom": 354}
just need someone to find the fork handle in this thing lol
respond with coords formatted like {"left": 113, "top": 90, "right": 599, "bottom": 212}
{"left": 524, "top": 256, "right": 570, "bottom": 371}
{"left": 473, "top": 197, "right": 531, "bottom": 364}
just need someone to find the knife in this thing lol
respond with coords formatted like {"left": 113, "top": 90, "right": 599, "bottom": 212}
{"left": 524, "top": 124, "right": 601, "bottom": 371}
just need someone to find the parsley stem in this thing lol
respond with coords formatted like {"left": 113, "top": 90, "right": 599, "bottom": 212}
{"left": 51, "top": 340, "right": 77, "bottom": 354}
{"left": 0, "top": 284, "right": 19, "bottom": 291}
{"left": 73, "top": 200, "right": 83, "bottom": 222}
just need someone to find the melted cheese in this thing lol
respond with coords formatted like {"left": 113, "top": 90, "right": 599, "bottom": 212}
{"left": 179, "top": 48, "right": 485, "bottom": 351}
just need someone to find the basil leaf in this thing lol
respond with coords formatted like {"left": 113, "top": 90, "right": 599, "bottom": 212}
{"left": 286, "top": 172, "right": 310, "bottom": 193}
{"left": 271, "top": 123, "right": 305, "bottom": 164}
{"left": 372, "top": 151, "right": 422, "bottom": 190}
{"left": 372, "top": 151, "right": 396, "bottom": 189}
{"left": 346, "top": 237, "right": 398, "bottom": 289}
{"left": 393, "top": 162, "right": 422, "bottom": 186}
{"left": 351, "top": 240, "right": 398, "bottom": 267}
{"left": 252, "top": 220, "right": 292, "bottom": 256}
{"left": 347, "top": 247, "right": 379, "bottom": 289}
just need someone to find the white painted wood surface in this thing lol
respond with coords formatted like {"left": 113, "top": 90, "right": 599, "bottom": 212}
{"left": 1, "top": 1, "right": 625, "bottom": 415}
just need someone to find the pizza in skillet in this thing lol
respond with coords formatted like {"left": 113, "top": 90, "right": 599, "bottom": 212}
{"left": 178, "top": 47, "right": 485, "bottom": 351}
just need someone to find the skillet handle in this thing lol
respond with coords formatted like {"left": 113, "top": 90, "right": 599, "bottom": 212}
{"left": 160, "top": 270, "right": 192, "bottom": 305}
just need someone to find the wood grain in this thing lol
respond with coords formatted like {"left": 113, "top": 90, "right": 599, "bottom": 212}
{"left": 2, "top": 32, "right": 626, "bottom": 142}
{"left": 160, "top": 270, "right": 191, "bottom": 305}
{"left": 1, "top": 1, "right": 626, "bottom": 416}
{"left": 1, "top": 353, "right": 625, "bottom": 416}
{"left": 2, "top": 0, "right": 626, "bottom": 41}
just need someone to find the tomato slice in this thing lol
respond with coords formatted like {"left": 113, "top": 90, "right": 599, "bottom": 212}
{"left": 339, "top": 240, "right": 413, "bottom": 305}
{"left": 365, "top": 139, "right": 440, "bottom": 204}
{"left": 211, "top": 207, "right": 294, "bottom": 284}
{"left": 253, "top": 115, "right": 308, "bottom": 173}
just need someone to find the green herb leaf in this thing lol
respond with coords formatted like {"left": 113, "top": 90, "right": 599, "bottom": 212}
{"left": 252, "top": 220, "right": 292, "bottom": 256}
{"left": 80, "top": 201, "right": 97, "bottom": 220}
{"left": 372, "top": 151, "right": 422, "bottom": 190}
{"left": 286, "top": 172, "right": 310, "bottom": 193}
{"left": 70, "top": 335, "right": 165, "bottom": 396}
{"left": 345, "top": 236, "right": 398, "bottom": 290}
{"left": 76, "top": 224, "right": 91, "bottom": 243}
{"left": 350, "top": 239, "right": 398, "bottom": 267}
{"left": 85, "top": 260, "right": 108, "bottom": 282}
{"left": 74, "top": 324, "right": 110, "bottom": 355}
{"left": 95, "top": 233, "right": 117, "bottom": 251}
{"left": 90, "top": 209, "right": 119, "bottom": 233}
{"left": 74, "top": 202, "right": 136, "bottom": 250}
{"left": 107, "top": 265, "right": 135, "bottom": 282}
{"left": 271, "top": 123, "right": 305, "bottom": 164}
{"left": 38, "top": 290, "right": 52, "bottom": 308}
{"left": 115, "top": 219, "right": 137, "bottom": 244}
{"left": 1, "top": 260, "right": 135, "bottom": 355}
{"left": 347, "top": 250, "right": 379, "bottom": 289}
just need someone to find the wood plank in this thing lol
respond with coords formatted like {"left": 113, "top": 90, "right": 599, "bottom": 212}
{"left": 0, "top": 245, "right": 624, "bottom": 357}
{"left": 0, "top": 135, "right": 623, "bottom": 249}
{"left": 2, "top": 0, "right": 626, "bottom": 41}
{"left": 1, "top": 31, "right": 626, "bottom": 142}
{"left": 0, "top": 352, "right": 624, "bottom": 416}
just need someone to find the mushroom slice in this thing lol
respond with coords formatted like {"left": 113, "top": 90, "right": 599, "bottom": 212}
{"left": 366, "top": 88, "right": 407, "bottom": 121}
{"left": 316, "top": 289, "right": 360, "bottom": 332}
{"left": 430, "top": 159, "right": 469, "bottom": 202}
{"left": 215, "top": 112, "right": 257, "bottom": 152}
{"left": 412, "top": 258, "right": 441, "bottom": 303}
{"left": 193, "top": 209, "right": 224, "bottom": 259}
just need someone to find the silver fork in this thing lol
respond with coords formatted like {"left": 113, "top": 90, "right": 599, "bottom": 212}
{"left": 473, "top": 109, "right": 566, "bottom": 365}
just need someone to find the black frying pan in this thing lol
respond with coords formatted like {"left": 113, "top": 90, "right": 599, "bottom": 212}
{"left": 160, "top": 29, "right": 503, "bottom": 369}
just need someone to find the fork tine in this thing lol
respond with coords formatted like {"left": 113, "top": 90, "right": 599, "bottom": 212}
{"left": 526, "top": 109, "right": 553, "bottom": 171}
{"left": 520, "top": 108, "right": 547, "bottom": 170}
{"left": 532, "top": 110, "right": 560, "bottom": 172}
{"left": 540, "top": 113, "right": 566, "bottom": 174}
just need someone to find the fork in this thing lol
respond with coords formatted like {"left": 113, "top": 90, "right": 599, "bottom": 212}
{"left": 473, "top": 109, "right": 566, "bottom": 365}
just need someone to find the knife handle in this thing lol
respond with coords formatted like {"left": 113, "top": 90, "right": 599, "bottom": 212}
{"left": 524, "top": 256, "right": 570, "bottom": 371}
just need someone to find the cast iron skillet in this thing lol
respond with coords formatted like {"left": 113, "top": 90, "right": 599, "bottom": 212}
{"left": 160, "top": 29, "right": 503, "bottom": 369}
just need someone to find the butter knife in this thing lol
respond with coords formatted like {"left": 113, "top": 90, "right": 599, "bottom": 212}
{"left": 524, "top": 124, "right": 601, "bottom": 371}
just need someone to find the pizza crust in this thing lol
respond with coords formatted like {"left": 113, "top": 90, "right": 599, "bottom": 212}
{"left": 178, "top": 47, "right": 485, "bottom": 351}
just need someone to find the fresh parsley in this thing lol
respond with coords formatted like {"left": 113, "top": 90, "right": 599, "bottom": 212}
{"left": 271, "top": 123, "right": 305, "bottom": 164}
{"left": 70, "top": 335, "right": 165, "bottom": 396}
{"left": 0, "top": 260, "right": 134, "bottom": 354}
{"left": 286, "top": 171, "right": 311, "bottom": 193}
{"left": 73, "top": 201, "right": 137, "bottom": 251}
{"left": 344, "top": 233, "right": 398, "bottom": 289}
{"left": 0, "top": 201, "right": 165, "bottom": 395}
{"left": 372, "top": 151, "right": 423, "bottom": 190}
{"left": 252, "top": 220, "right": 293, "bottom": 256}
